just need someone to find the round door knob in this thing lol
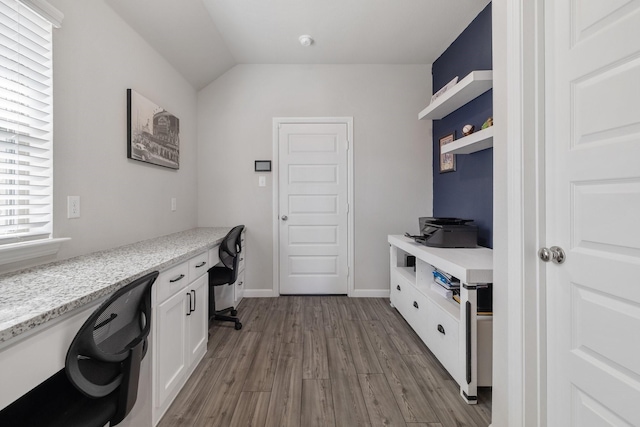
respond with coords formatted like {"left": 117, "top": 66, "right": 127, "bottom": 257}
{"left": 538, "top": 246, "right": 566, "bottom": 264}
{"left": 281, "top": 215, "right": 288, "bottom": 221}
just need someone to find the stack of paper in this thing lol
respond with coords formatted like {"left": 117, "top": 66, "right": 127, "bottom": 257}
{"left": 431, "top": 282, "right": 453, "bottom": 299}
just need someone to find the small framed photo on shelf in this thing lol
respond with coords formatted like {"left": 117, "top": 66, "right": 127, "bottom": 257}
{"left": 439, "top": 132, "right": 456, "bottom": 173}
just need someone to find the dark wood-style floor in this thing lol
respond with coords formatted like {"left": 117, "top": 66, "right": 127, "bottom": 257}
{"left": 158, "top": 296, "right": 491, "bottom": 427}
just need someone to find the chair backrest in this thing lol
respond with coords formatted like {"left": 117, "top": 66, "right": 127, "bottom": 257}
{"left": 218, "top": 225, "right": 245, "bottom": 273}
{"left": 65, "top": 271, "right": 158, "bottom": 413}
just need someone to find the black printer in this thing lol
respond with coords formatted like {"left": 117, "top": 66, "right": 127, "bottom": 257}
{"left": 409, "top": 217, "right": 478, "bottom": 248}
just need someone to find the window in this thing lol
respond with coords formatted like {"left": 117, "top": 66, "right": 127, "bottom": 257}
{"left": 0, "top": 0, "right": 64, "bottom": 265}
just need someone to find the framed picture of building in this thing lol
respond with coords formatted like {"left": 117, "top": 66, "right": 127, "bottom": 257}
{"left": 439, "top": 132, "right": 456, "bottom": 173}
{"left": 127, "top": 89, "right": 180, "bottom": 169}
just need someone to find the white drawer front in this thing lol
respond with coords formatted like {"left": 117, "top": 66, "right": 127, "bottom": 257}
{"left": 390, "top": 274, "right": 414, "bottom": 323}
{"left": 426, "top": 298, "right": 460, "bottom": 381}
{"left": 234, "top": 269, "right": 245, "bottom": 304}
{"left": 156, "top": 262, "right": 189, "bottom": 304}
{"left": 188, "top": 252, "right": 209, "bottom": 282}
{"left": 237, "top": 251, "right": 245, "bottom": 273}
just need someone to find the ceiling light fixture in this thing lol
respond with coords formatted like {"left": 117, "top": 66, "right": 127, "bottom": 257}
{"left": 299, "top": 35, "right": 313, "bottom": 47}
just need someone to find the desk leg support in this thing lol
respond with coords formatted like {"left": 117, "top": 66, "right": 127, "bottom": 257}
{"left": 460, "top": 284, "right": 478, "bottom": 404}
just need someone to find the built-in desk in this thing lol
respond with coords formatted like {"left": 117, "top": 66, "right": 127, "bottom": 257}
{"left": 0, "top": 227, "right": 232, "bottom": 425}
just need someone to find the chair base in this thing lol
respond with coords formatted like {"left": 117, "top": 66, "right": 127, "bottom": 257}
{"left": 211, "top": 306, "right": 242, "bottom": 330}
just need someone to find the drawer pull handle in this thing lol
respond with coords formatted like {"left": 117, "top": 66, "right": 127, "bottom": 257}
{"left": 195, "top": 261, "right": 207, "bottom": 268}
{"left": 238, "top": 281, "right": 243, "bottom": 286}
{"left": 170, "top": 274, "right": 185, "bottom": 283}
{"left": 413, "top": 301, "right": 419, "bottom": 309}
{"left": 437, "top": 324, "right": 445, "bottom": 335}
{"left": 396, "top": 285, "right": 401, "bottom": 291}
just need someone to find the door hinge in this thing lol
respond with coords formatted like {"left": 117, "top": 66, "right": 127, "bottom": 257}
{"left": 346, "top": 139, "right": 350, "bottom": 151}
{"left": 347, "top": 266, "right": 350, "bottom": 277}
{"left": 346, "top": 203, "right": 349, "bottom": 214}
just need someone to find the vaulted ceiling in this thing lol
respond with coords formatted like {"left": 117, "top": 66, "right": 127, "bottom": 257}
{"left": 106, "top": 0, "right": 491, "bottom": 90}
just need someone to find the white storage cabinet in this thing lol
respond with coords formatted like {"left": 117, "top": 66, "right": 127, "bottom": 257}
{"left": 152, "top": 250, "right": 210, "bottom": 424}
{"left": 388, "top": 235, "right": 493, "bottom": 404}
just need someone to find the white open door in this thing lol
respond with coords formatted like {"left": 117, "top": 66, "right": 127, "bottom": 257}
{"left": 275, "top": 120, "right": 351, "bottom": 295}
{"left": 545, "top": 1, "right": 640, "bottom": 425}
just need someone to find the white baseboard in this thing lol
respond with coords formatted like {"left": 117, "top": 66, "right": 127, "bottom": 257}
{"left": 243, "top": 289, "right": 276, "bottom": 298}
{"left": 243, "top": 289, "right": 390, "bottom": 298}
{"left": 350, "top": 289, "right": 390, "bottom": 298}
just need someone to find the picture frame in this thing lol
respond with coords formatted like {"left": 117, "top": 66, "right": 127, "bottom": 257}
{"left": 127, "top": 89, "right": 180, "bottom": 169}
{"left": 439, "top": 132, "right": 456, "bottom": 173}
{"left": 254, "top": 160, "right": 271, "bottom": 172}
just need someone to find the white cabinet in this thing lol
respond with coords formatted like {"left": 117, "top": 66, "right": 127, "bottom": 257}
{"left": 152, "top": 251, "right": 210, "bottom": 425}
{"left": 388, "top": 235, "right": 492, "bottom": 404}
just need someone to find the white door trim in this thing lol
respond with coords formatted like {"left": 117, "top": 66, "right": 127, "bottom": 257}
{"left": 494, "top": 0, "right": 546, "bottom": 425}
{"left": 272, "top": 117, "right": 354, "bottom": 297}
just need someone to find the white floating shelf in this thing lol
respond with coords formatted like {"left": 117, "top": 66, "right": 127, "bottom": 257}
{"left": 441, "top": 126, "right": 494, "bottom": 155}
{"left": 419, "top": 70, "right": 493, "bottom": 120}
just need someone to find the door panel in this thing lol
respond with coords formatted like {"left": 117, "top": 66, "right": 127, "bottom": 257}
{"left": 278, "top": 122, "right": 348, "bottom": 294}
{"left": 545, "top": 0, "right": 640, "bottom": 425}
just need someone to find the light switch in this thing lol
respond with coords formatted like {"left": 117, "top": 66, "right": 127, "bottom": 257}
{"left": 258, "top": 176, "right": 266, "bottom": 187}
{"left": 171, "top": 198, "right": 177, "bottom": 211}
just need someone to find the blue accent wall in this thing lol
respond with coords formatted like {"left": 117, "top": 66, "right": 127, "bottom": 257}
{"left": 432, "top": 3, "right": 493, "bottom": 248}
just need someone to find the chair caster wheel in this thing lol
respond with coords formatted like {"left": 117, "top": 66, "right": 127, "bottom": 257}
{"left": 231, "top": 309, "right": 238, "bottom": 316}
{"left": 235, "top": 322, "right": 242, "bottom": 330}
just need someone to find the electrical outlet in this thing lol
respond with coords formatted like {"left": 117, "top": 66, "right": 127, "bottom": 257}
{"left": 171, "top": 197, "right": 177, "bottom": 211}
{"left": 258, "top": 176, "right": 266, "bottom": 187}
{"left": 67, "top": 196, "right": 80, "bottom": 219}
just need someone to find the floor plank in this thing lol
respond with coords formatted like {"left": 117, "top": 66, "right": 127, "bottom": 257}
{"left": 242, "top": 332, "right": 281, "bottom": 392}
{"left": 195, "top": 331, "right": 260, "bottom": 426}
{"left": 327, "top": 336, "right": 357, "bottom": 378}
{"left": 264, "top": 342, "right": 303, "bottom": 427}
{"left": 330, "top": 374, "right": 372, "bottom": 427}
{"left": 343, "top": 320, "right": 383, "bottom": 374}
{"left": 358, "top": 373, "right": 408, "bottom": 427}
{"left": 363, "top": 320, "right": 439, "bottom": 423}
{"left": 303, "top": 329, "right": 329, "bottom": 379}
{"left": 229, "top": 391, "right": 271, "bottom": 427}
{"left": 301, "top": 379, "right": 336, "bottom": 427}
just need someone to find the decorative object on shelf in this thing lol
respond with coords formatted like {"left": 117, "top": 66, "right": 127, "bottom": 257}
{"left": 430, "top": 75, "right": 459, "bottom": 104}
{"left": 481, "top": 117, "right": 493, "bottom": 129}
{"left": 127, "top": 89, "right": 180, "bottom": 169}
{"left": 254, "top": 160, "right": 272, "bottom": 172}
{"left": 439, "top": 132, "right": 456, "bottom": 173}
{"left": 462, "top": 124, "right": 475, "bottom": 136}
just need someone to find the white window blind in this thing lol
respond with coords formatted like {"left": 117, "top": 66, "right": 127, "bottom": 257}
{"left": 0, "top": 0, "right": 52, "bottom": 245}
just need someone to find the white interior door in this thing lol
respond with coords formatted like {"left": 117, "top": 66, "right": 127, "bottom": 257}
{"left": 545, "top": 1, "right": 640, "bottom": 425}
{"left": 278, "top": 121, "right": 349, "bottom": 294}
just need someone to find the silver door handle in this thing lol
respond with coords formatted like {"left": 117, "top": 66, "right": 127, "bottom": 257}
{"left": 281, "top": 215, "right": 288, "bottom": 221}
{"left": 538, "top": 246, "right": 566, "bottom": 264}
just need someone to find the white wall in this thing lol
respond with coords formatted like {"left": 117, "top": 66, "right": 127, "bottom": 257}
{"left": 197, "top": 64, "right": 432, "bottom": 295}
{"left": 38, "top": 0, "right": 198, "bottom": 263}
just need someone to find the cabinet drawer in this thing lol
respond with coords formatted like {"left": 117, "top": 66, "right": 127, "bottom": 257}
{"left": 426, "top": 298, "right": 460, "bottom": 381}
{"left": 156, "top": 262, "right": 189, "bottom": 304}
{"left": 237, "top": 251, "right": 245, "bottom": 273}
{"left": 234, "top": 269, "right": 245, "bottom": 304}
{"left": 188, "top": 252, "right": 209, "bottom": 282}
{"left": 390, "top": 273, "right": 414, "bottom": 322}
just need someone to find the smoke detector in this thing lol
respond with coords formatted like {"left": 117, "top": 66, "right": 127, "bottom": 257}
{"left": 299, "top": 35, "right": 313, "bottom": 47}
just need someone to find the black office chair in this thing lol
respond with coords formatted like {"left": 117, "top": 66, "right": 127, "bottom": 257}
{"left": 208, "top": 225, "right": 244, "bottom": 330}
{"left": 0, "top": 271, "right": 158, "bottom": 427}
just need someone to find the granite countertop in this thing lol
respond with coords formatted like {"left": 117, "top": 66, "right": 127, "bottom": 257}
{"left": 0, "top": 227, "right": 231, "bottom": 344}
